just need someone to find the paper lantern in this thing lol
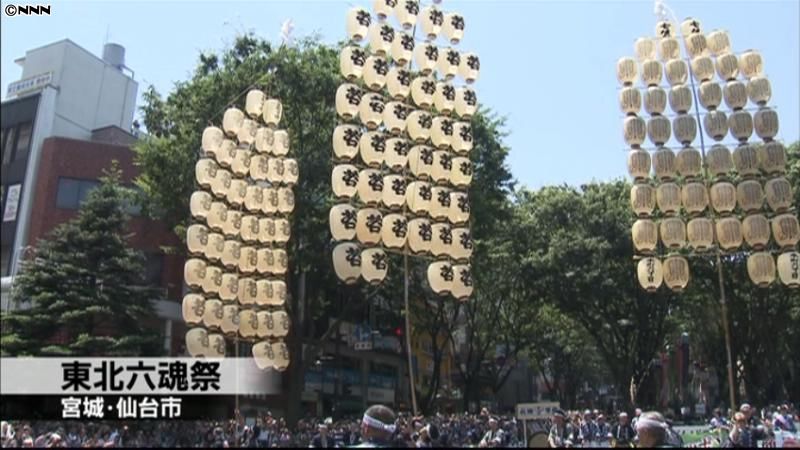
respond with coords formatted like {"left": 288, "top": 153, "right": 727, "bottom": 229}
{"left": 657, "top": 183, "right": 681, "bottom": 216}
{"left": 707, "top": 29, "right": 731, "bottom": 55}
{"left": 251, "top": 340, "right": 275, "bottom": 370}
{"left": 663, "top": 256, "right": 690, "bottom": 292}
{"left": 631, "top": 184, "right": 656, "bottom": 218}
{"left": 637, "top": 257, "right": 663, "bottom": 292}
{"left": 733, "top": 144, "right": 759, "bottom": 178}
{"left": 373, "top": 0, "right": 394, "bottom": 21}
{"left": 411, "top": 75, "right": 436, "bottom": 109}
{"left": 765, "top": 177, "right": 793, "bottom": 213}
{"left": 208, "top": 169, "right": 231, "bottom": 203}
{"left": 277, "top": 187, "right": 295, "bottom": 215}
{"left": 616, "top": 57, "right": 637, "bottom": 86}
{"left": 273, "top": 249, "right": 288, "bottom": 275}
{"left": 706, "top": 144, "right": 732, "bottom": 178}
{"left": 729, "top": 110, "right": 753, "bottom": 142}
{"left": 240, "top": 215, "right": 259, "bottom": 243}
{"left": 442, "top": 12, "right": 465, "bottom": 44}
{"left": 385, "top": 137, "right": 409, "bottom": 171}
{"left": 644, "top": 87, "right": 667, "bottom": 115}
{"left": 452, "top": 122, "right": 473, "bottom": 155}
{"left": 420, "top": 5, "right": 443, "bottom": 40}
{"left": 449, "top": 191, "right": 470, "bottom": 225}
{"left": 394, "top": 0, "right": 419, "bottom": 30}
{"left": 264, "top": 99, "right": 284, "bottom": 128}
{"left": 359, "top": 131, "right": 386, "bottom": 168}
{"left": 382, "top": 174, "right": 407, "bottom": 210}
{"left": 414, "top": 43, "right": 439, "bottom": 75}
{"left": 391, "top": 30, "right": 415, "bottom": 66}
{"left": 406, "top": 180, "right": 432, "bottom": 215}
{"left": 330, "top": 204, "right": 357, "bottom": 241}
{"left": 356, "top": 208, "right": 383, "bottom": 245}
{"left": 357, "top": 168, "right": 384, "bottom": 206}
{"left": 243, "top": 185, "right": 263, "bottom": 213}
{"left": 258, "top": 218, "right": 275, "bottom": 245}
{"left": 340, "top": 46, "right": 367, "bottom": 81}
{"left": 451, "top": 228, "right": 473, "bottom": 262}
{"left": 703, "top": 110, "right": 728, "bottom": 141}
{"left": 220, "top": 305, "right": 240, "bottom": 336}
{"left": 220, "top": 240, "right": 241, "bottom": 270}
{"left": 676, "top": 147, "right": 701, "bottom": 179}
{"left": 226, "top": 179, "right": 247, "bottom": 208}
{"left": 455, "top": 87, "right": 478, "bottom": 119}
{"left": 361, "top": 248, "right": 388, "bottom": 284}
{"left": 747, "top": 77, "right": 772, "bottom": 106}
{"left": 186, "top": 328, "right": 210, "bottom": 358}
{"left": 363, "top": 55, "right": 389, "bottom": 92}
{"left": 715, "top": 53, "right": 739, "bottom": 81}
{"left": 665, "top": 59, "right": 689, "bottom": 86}
{"left": 221, "top": 204, "right": 242, "bottom": 238}
{"left": 214, "top": 140, "right": 237, "bottom": 168}
{"left": 191, "top": 191, "right": 213, "bottom": 220}
{"left": 254, "top": 127, "right": 274, "bottom": 154}
{"left": 691, "top": 56, "right": 715, "bottom": 83}
{"left": 274, "top": 218, "right": 291, "bottom": 246}
{"left": 407, "top": 218, "right": 433, "bottom": 254}
{"left": 641, "top": 60, "right": 663, "bottom": 87}
{"left": 710, "top": 182, "right": 737, "bottom": 214}
{"left": 249, "top": 154, "right": 268, "bottom": 181}
{"left": 346, "top": 7, "right": 371, "bottom": 41}
{"left": 684, "top": 33, "right": 708, "bottom": 58}
{"left": 434, "top": 82, "right": 456, "bottom": 116}
{"left": 206, "top": 232, "right": 225, "bottom": 262}
{"left": 743, "top": 214, "right": 771, "bottom": 250}
{"left": 272, "top": 341, "right": 290, "bottom": 372}
{"left": 619, "top": 86, "right": 641, "bottom": 115}
{"left": 680, "top": 17, "right": 702, "bottom": 37}
{"left": 451, "top": 264, "right": 473, "bottom": 301}
{"left": 283, "top": 158, "right": 299, "bottom": 186}
{"left": 183, "top": 294, "right": 205, "bottom": 326}
{"left": 660, "top": 217, "right": 686, "bottom": 249}
{"left": 202, "top": 126, "right": 224, "bottom": 155}
{"left": 431, "top": 150, "right": 452, "bottom": 185}
{"left": 632, "top": 219, "right": 658, "bottom": 254}
{"left": 269, "top": 280, "right": 288, "bottom": 307}
{"left": 772, "top": 214, "right": 799, "bottom": 250}
{"left": 219, "top": 272, "right": 239, "bottom": 303}
{"left": 383, "top": 102, "right": 408, "bottom": 136}
{"left": 206, "top": 201, "right": 227, "bottom": 232}
{"left": 332, "top": 164, "right": 359, "bottom": 199}
{"left": 427, "top": 260, "right": 454, "bottom": 296}
{"left": 437, "top": 48, "right": 460, "bottom": 81}
{"left": 256, "top": 248, "right": 275, "bottom": 275}
{"left": 459, "top": 53, "right": 480, "bottom": 84}
{"left": 205, "top": 332, "right": 225, "bottom": 358}
{"left": 238, "top": 119, "right": 258, "bottom": 146}
{"left": 230, "top": 149, "right": 251, "bottom": 178}
{"left": 382, "top": 213, "right": 408, "bottom": 249}
{"left": 408, "top": 145, "right": 435, "bottom": 179}
{"left": 739, "top": 50, "right": 763, "bottom": 79}
{"left": 627, "top": 149, "right": 651, "bottom": 181}
{"left": 723, "top": 80, "right": 747, "bottom": 111}
{"left": 668, "top": 84, "right": 693, "bottom": 114}
{"left": 450, "top": 156, "right": 473, "bottom": 188}
{"left": 635, "top": 37, "right": 656, "bottom": 61}
{"left": 431, "top": 116, "right": 454, "bottom": 150}
{"left": 238, "top": 277, "right": 258, "bottom": 306}
{"left": 673, "top": 114, "right": 697, "bottom": 145}
{"left": 777, "top": 252, "right": 800, "bottom": 288}
{"left": 687, "top": 218, "right": 714, "bottom": 251}
{"left": 203, "top": 299, "right": 224, "bottom": 329}
{"left": 222, "top": 108, "right": 244, "bottom": 137}
{"left": 368, "top": 23, "right": 394, "bottom": 56}
{"left": 239, "top": 309, "right": 259, "bottom": 339}
{"left": 359, "top": 93, "right": 385, "bottom": 130}
{"left": 407, "top": 109, "right": 432, "bottom": 143}
{"left": 699, "top": 81, "right": 722, "bottom": 111}
{"left": 716, "top": 217, "right": 743, "bottom": 251}
{"left": 747, "top": 252, "right": 776, "bottom": 287}
{"left": 387, "top": 67, "right": 412, "bottom": 101}
{"left": 737, "top": 180, "right": 764, "bottom": 214}
{"left": 624, "top": 116, "right": 647, "bottom": 148}
{"left": 336, "top": 84, "right": 363, "bottom": 120}
{"left": 245, "top": 90, "right": 266, "bottom": 119}
{"left": 647, "top": 116, "right": 671, "bottom": 146}
{"left": 333, "top": 125, "right": 361, "bottom": 161}
{"left": 261, "top": 187, "right": 279, "bottom": 216}
{"left": 430, "top": 222, "right": 453, "bottom": 258}
{"left": 196, "top": 158, "right": 218, "bottom": 188}
{"left": 682, "top": 182, "right": 709, "bottom": 215}
{"left": 754, "top": 107, "right": 779, "bottom": 141}
{"left": 658, "top": 37, "right": 681, "bottom": 61}
{"left": 758, "top": 141, "right": 786, "bottom": 175}
{"left": 653, "top": 147, "right": 676, "bottom": 181}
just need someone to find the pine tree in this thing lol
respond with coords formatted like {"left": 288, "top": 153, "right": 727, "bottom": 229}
{"left": 0, "top": 164, "right": 162, "bottom": 356}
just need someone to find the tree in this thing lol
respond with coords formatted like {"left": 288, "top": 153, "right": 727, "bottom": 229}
{"left": 1, "top": 165, "right": 161, "bottom": 356}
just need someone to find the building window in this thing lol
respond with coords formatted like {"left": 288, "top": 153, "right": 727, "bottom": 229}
{"left": 1, "top": 127, "right": 16, "bottom": 165}
{"left": 14, "top": 122, "right": 33, "bottom": 163}
{"left": 55, "top": 177, "right": 100, "bottom": 210}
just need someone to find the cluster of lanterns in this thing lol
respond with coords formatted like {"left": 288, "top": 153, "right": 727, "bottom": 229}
{"left": 183, "top": 92, "right": 297, "bottom": 371}
{"left": 619, "top": 18, "right": 799, "bottom": 291}
{"left": 330, "top": 0, "right": 478, "bottom": 300}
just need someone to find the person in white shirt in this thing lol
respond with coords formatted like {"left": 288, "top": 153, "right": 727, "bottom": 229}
{"left": 479, "top": 418, "right": 504, "bottom": 448}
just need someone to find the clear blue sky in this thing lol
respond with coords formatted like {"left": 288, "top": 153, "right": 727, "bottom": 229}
{"left": 2, "top": 0, "right": 798, "bottom": 190}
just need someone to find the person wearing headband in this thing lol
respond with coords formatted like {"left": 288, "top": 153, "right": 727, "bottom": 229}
{"left": 548, "top": 409, "right": 574, "bottom": 448}
{"left": 479, "top": 417, "right": 505, "bottom": 448}
{"left": 351, "top": 404, "right": 397, "bottom": 448}
{"left": 634, "top": 412, "right": 673, "bottom": 448}
{"left": 610, "top": 412, "right": 635, "bottom": 448}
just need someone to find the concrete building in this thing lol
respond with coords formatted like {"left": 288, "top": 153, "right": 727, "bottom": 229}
{"left": 1, "top": 39, "right": 184, "bottom": 354}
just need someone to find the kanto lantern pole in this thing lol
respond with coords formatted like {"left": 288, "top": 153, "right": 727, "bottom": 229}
{"left": 404, "top": 249, "right": 419, "bottom": 416}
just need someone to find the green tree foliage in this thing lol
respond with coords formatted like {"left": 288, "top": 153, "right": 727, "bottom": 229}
{"left": 0, "top": 165, "right": 161, "bottom": 356}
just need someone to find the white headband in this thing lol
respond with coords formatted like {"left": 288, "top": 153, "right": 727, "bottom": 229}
{"left": 362, "top": 414, "right": 396, "bottom": 434}
{"left": 635, "top": 417, "right": 668, "bottom": 432}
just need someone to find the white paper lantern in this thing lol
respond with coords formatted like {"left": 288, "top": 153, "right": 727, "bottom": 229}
{"left": 222, "top": 208, "right": 243, "bottom": 239}
{"left": 733, "top": 144, "right": 759, "bottom": 178}
{"left": 356, "top": 208, "right": 383, "bottom": 245}
{"left": 358, "top": 169, "right": 384, "bottom": 206}
{"left": 777, "top": 252, "right": 800, "bottom": 288}
{"left": 336, "top": 83, "right": 363, "bottom": 121}
{"left": 238, "top": 277, "right": 258, "bottom": 306}
{"left": 641, "top": 60, "right": 663, "bottom": 87}
{"left": 623, "top": 116, "right": 647, "bottom": 148}
{"left": 707, "top": 144, "right": 733, "bottom": 178}
{"left": 363, "top": 55, "right": 389, "bottom": 92}
{"left": 687, "top": 218, "right": 714, "bottom": 251}
{"left": 222, "top": 108, "right": 244, "bottom": 137}
{"left": 230, "top": 149, "right": 251, "bottom": 178}
{"left": 251, "top": 340, "right": 275, "bottom": 370}
{"left": 682, "top": 182, "right": 709, "bottom": 215}
{"left": 186, "top": 328, "right": 211, "bottom": 358}
{"left": 274, "top": 218, "right": 291, "bottom": 246}
{"left": 408, "top": 145, "right": 435, "bottom": 179}
{"left": 758, "top": 141, "right": 786, "bottom": 175}
{"left": 361, "top": 247, "right": 389, "bottom": 284}
{"left": 196, "top": 158, "right": 218, "bottom": 189}
{"left": 616, "top": 57, "right": 637, "bottom": 86}
{"left": 262, "top": 99, "right": 283, "bottom": 128}
{"left": 669, "top": 84, "right": 693, "bottom": 114}
{"left": 754, "top": 107, "right": 779, "bottom": 141}
{"left": 644, "top": 87, "right": 667, "bottom": 115}
{"left": 411, "top": 75, "right": 436, "bottom": 109}
{"left": 202, "top": 126, "right": 224, "bottom": 156}
{"left": 258, "top": 218, "right": 276, "bottom": 245}
{"left": 434, "top": 82, "right": 456, "bottom": 116}
{"left": 240, "top": 215, "right": 260, "bottom": 243}
{"left": 385, "top": 137, "right": 410, "bottom": 171}
{"left": 710, "top": 182, "right": 737, "bottom": 215}
{"left": 699, "top": 81, "right": 722, "bottom": 111}
{"left": 244, "top": 184, "right": 265, "bottom": 213}
{"left": 451, "top": 228, "right": 473, "bottom": 263}
{"left": 368, "top": 22, "right": 394, "bottom": 57}
{"left": 450, "top": 156, "right": 473, "bottom": 188}
{"left": 430, "top": 222, "right": 453, "bottom": 258}
{"left": 452, "top": 122, "right": 473, "bottom": 155}
{"left": 384, "top": 102, "right": 409, "bottom": 136}
{"left": 723, "top": 80, "right": 747, "bottom": 111}
{"left": 382, "top": 213, "right": 408, "bottom": 249}
{"left": 239, "top": 309, "right": 259, "bottom": 339}
{"left": 673, "top": 114, "right": 697, "bottom": 145}
{"left": 691, "top": 56, "right": 715, "bottom": 83}
{"left": 437, "top": 47, "right": 460, "bottom": 81}
{"left": 256, "top": 248, "right": 275, "bottom": 275}
{"left": 657, "top": 183, "right": 681, "bottom": 215}
{"left": 637, "top": 257, "right": 663, "bottom": 292}
{"left": 254, "top": 128, "right": 274, "bottom": 154}
{"left": 249, "top": 154, "right": 268, "bottom": 181}
{"left": 656, "top": 21, "right": 676, "bottom": 38}
{"left": 765, "top": 177, "right": 794, "bottom": 213}
{"left": 346, "top": 7, "right": 371, "bottom": 41}
{"left": 729, "top": 110, "right": 754, "bottom": 142}
{"left": 272, "top": 249, "right": 288, "bottom": 276}
{"left": 382, "top": 174, "right": 407, "bottom": 210}
{"left": 427, "top": 260, "right": 454, "bottom": 296}
{"left": 747, "top": 252, "right": 776, "bottom": 287}
{"left": 183, "top": 293, "right": 205, "bottom": 326}
{"left": 431, "top": 150, "right": 452, "bottom": 185}
{"left": 631, "top": 184, "right": 656, "bottom": 218}
{"left": 739, "top": 50, "right": 764, "bottom": 79}
{"left": 635, "top": 37, "right": 656, "bottom": 62}
{"left": 660, "top": 217, "right": 686, "bottom": 249}
{"left": 665, "top": 59, "right": 689, "bottom": 87}
{"left": 282, "top": 158, "right": 299, "bottom": 186}
{"left": 707, "top": 29, "right": 731, "bottom": 55}
{"left": 221, "top": 240, "right": 241, "bottom": 271}
{"left": 238, "top": 119, "right": 258, "bottom": 146}
{"left": 270, "top": 310, "right": 290, "bottom": 338}
{"left": 747, "top": 77, "right": 772, "bottom": 106}
{"left": 407, "top": 109, "right": 432, "bottom": 143}
{"left": 772, "top": 214, "right": 799, "bottom": 250}
{"left": 716, "top": 217, "right": 743, "bottom": 251}
{"left": 340, "top": 46, "right": 367, "bottom": 81}
{"left": 441, "top": 12, "right": 465, "bottom": 44}
{"left": 394, "top": 0, "right": 419, "bottom": 30}
{"left": 430, "top": 186, "right": 451, "bottom": 221}
{"left": 359, "top": 93, "right": 385, "bottom": 130}
{"left": 680, "top": 17, "right": 703, "bottom": 37}
{"left": 684, "top": 33, "right": 708, "bottom": 58}
{"left": 736, "top": 180, "right": 764, "bottom": 214}
{"left": 451, "top": 264, "right": 473, "bottom": 301}
{"left": 632, "top": 219, "right": 658, "bottom": 254}
{"left": 703, "top": 110, "right": 728, "bottom": 141}
{"left": 261, "top": 187, "right": 279, "bottom": 216}
{"left": 408, "top": 218, "right": 433, "bottom": 254}
{"left": 206, "top": 232, "right": 225, "bottom": 262}
{"left": 219, "top": 272, "right": 239, "bottom": 303}
{"left": 203, "top": 299, "right": 224, "bottom": 329}
{"left": 663, "top": 256, "right": 690, "bottom": 292}
{"left": 676, "top": 147, "right": 701, "bottom": 179}
{"left": 420, "top": 5, "right": 443, "bottom": 40}
{"left": 204, "top": 332, "right": 225, "bottom": 358}
{"left": 459, "top": 53, "right": 480, "bottom": 84}
{"left": 271, "top": 341, "right": 290, "bottom": 372}
{"left": 332, "top": 164, "right": 359, "bottom": 200}
{"left": 191, "top": 190, "right": 213, "bottom": 220}
{"left": 627, "top": 149, "right": 651, "bottom": 181}
{"left": 658, "top": 37, "right": 681, "bottom": 62}
{"left": 373, "top": 0, "right": 394, "bottom": 21}
{"left": 331, "top": 203, "right": 359, "bottom": 242}
{"left": 653, "top": 147, "right": 677, "bottom": 181}
{"left": 455, "top": 87, "right": 478, "bottom": 119}
{"left": 387, "top": 67, "right": 412, "bottom": 101}
{"left": 277, "top": 187, "right": 295, "bottom": 215}
{"left": 268, "top": 280, "right": 288, "bottom": 307}
{"left": 391, "top": 30, "right": 415, "bottom": 66}
{"left": 431, "top": 116, "right": 454, "bottom": 149}
{"left": 647, "top": 116, "right": 671, "bottom": 146}
{"left": 206, "top": 201, "right": 227, "bottom": 232}
{"left": 414, "top": 43, "right": 438, "bottom": 76}
{"left": 406, "top": 180, "right": 432, "bottom": 215}
{"left": 449, "top": 191, "right": 470, "bottom": 225}
{"left": 356, "top": 130, "right": 384, "bottom": 168}
{"left": 245, "top": 90, "right": 266, "bottom": 119}
{"left": 742, "top": 214, "right": 771, "bottom": 250}
{"left": 619, "top": 86, "right": 641, "bottom": 115}
{"left": 187, "top": 224, "right": 210, "bottom": 256}
{"left": 716, "top": 53, "right": 739, "bottom": 81}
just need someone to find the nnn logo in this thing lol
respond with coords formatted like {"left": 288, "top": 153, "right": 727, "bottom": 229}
{"left": 4, "top": 4, "right": 51, "bottom": 16}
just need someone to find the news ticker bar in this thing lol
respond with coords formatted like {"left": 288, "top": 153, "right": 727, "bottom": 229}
{"left": 0, "top": 358, "right": 281, "bottom": 395}
{"left": 0, "top": 395, "right": 245, "bottom": 420}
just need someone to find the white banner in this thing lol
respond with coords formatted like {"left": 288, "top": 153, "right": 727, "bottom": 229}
{"left": 516, "top": 402, "right": 560, "bottom": 420}
{"left": 3, "top": 184, "right": 21, "bottom": 222}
